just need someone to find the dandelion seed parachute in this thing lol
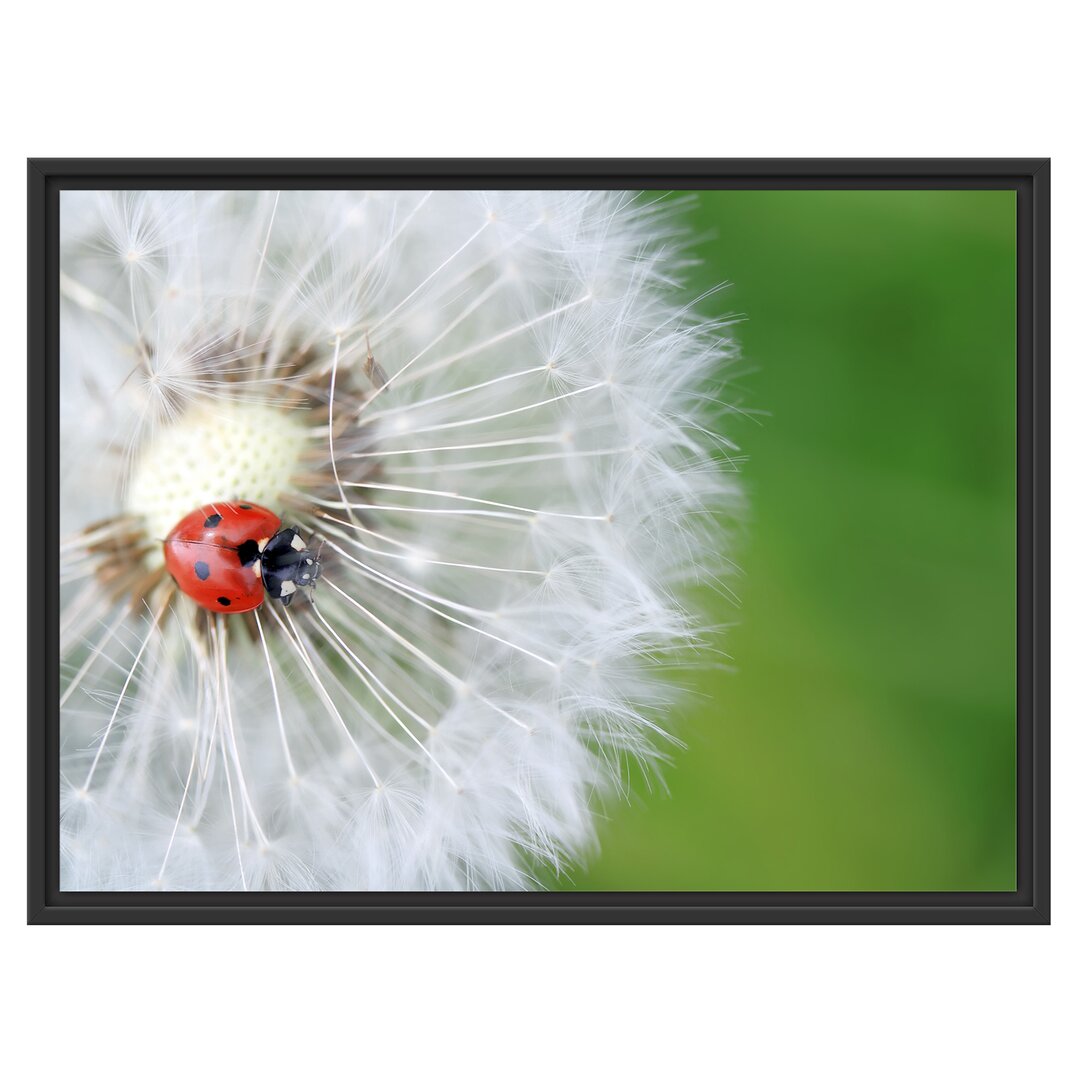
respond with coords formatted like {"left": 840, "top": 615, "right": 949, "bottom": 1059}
{"left": 59, "top": 189, "right": 740, "bottom": 891}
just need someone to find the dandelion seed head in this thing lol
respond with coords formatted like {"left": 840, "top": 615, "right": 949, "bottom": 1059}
{"left": 126, "top": 401, "right": 308, "bottom": 557}
{"left": 59, "top": 189, "right": 741, "bottom": 891}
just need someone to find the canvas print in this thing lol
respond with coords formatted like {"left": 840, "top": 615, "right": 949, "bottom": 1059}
{"left": 58, "top": 188, "right": 1016, "bottom": 893}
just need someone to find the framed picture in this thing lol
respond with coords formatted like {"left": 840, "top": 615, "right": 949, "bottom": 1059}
{"left": 28, "top": 159, "right": 1049, "bottom": 923}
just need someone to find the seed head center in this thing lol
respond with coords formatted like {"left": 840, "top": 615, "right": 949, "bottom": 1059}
{"left": 126, "top": 401, "right": 309, "bottom": 563}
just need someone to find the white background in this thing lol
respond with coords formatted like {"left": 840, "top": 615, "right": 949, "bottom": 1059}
{"left": 1, "top": 3, "right": 1071, "bottom": 1076}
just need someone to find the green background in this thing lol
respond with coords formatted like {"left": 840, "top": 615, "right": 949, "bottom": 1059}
{"left": 564, "top": 190, "right": 1017, "bottom": 892}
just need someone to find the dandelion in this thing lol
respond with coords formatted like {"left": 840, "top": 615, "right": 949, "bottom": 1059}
{"left": 59, "top": 189, "right": 740, "bottom": 891}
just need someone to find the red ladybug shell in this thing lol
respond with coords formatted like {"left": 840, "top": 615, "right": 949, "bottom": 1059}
{"left": 164, "top": 502, "right": 282, "bottom": 613}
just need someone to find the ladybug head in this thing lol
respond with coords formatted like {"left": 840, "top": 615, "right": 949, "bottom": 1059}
{"left": 260, "top": 527, "right": 323, "bottom": 606}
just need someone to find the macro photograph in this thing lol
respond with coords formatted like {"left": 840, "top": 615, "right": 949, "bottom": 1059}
{"left": 31, "top": 162, "right": 1045, "bottom": 919}
{"left": 10, "top": 6, "right": 1064, "bottom": 1075}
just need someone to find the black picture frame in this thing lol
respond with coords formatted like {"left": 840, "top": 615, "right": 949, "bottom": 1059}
{"left": 28, "top": 158, "right": 1050, "bottom": 924}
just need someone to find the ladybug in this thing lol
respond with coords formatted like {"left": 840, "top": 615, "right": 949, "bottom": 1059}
{"left": 163, "top": 501, "right": 321, "bottom": 614}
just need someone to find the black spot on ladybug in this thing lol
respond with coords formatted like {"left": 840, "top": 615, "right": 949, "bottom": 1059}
{"left": 236, "top": 539, "right": 261, "bottom": 567}
{"left": 204, "top": 513, "right": 222, "bottom": 528}
{"left": 194, "top": 560, "right": 210, "bottom": 581}
{"left": 217, "top": 596, "right": 231, "bottom": 607}
{"left": 239, "top": 504, "right": 252, "bottom": 510}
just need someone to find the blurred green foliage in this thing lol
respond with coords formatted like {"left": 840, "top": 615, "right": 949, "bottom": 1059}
{"left": 564, "top": 190, "right": 1016, "bottom": 892}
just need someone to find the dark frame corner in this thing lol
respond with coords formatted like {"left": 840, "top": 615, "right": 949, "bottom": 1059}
{"left": 28, "top": 159, "right": 1050, "bottom": 924}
